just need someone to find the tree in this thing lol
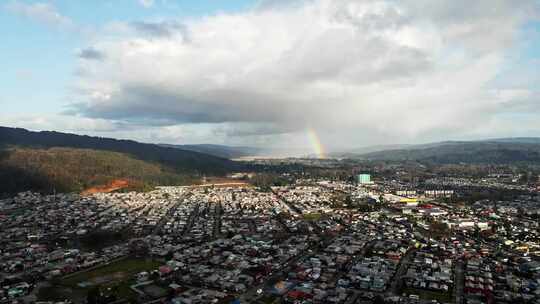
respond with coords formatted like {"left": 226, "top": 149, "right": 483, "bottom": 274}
{"left": 374, "top": 295, "right": 385, "bottom": 304}
{"left": 87, "top": 286, "right": 101, "bottom": 304}
{"left": 529, "top": 173, "right": 539, "bottom": 184}
{"left": 129, "top": 239, "right": 149, "bottom": 257}
{"left": 344, "top": 195, "right": 352, "bottom": 206}
{"left": 150, "top": 271, "right": 160, "bottom": 281}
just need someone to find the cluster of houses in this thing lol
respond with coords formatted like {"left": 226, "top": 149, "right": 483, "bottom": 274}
{"left": 403, "top": 248, "right": 454, "bottom": 293}
{"left": 463, "top": 253, "right": 540, "bottom": 303}
{"left": 424, "top": 177, "right": 533, "bottom": 192}
{"left": 283, "top": 253, "right": 351, "bottom": 303}
{"left": 0, "top": 189, "right": 186, "bottom": 303}
{"left": 464, "top": 258, "right": 494, "bottom": 302}
{"left": 469, "top": 198, "right": 540, "bottom": 254}
{"left": 274, "top": 186, "right": 335, "bottom": 213}
{"left": 347, "top": 255, "right": 397, "bottom": 292}
{"left": 165, "top": 234, "right": 314, "bottom": 294}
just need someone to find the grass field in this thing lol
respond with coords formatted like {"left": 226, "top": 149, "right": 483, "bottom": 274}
{"left": 39, "top": 258, "right": 162, "bottom": 303}
{"left": 61, "top": 258, "right": 161, "bottom": 285}
{"left": 402, "top": 287, "right": 454, "bottom": 303}
{"left": 303, "top": 213, "right": 322, "bottom": 221}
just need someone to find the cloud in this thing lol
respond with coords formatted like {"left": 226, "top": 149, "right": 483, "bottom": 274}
{"left": 130, "top": 21, "right": 189, "bottom": 39}
{"left": 138, "top": 0, "right": 154, "bottom": 8}
{"left": 0, "top": 114, "right": 268, "bottom": 147}
{"left": 0, "top": 114, "right": 124, "bottom": 133}
{"left": 68, "top": 0, "right": 539, "bottom": 148}
{"left": 78, "top": 47, "right": 105, "bottom": 61}
{"left": 5, "top": 1, "right": 75, "bottom": 30}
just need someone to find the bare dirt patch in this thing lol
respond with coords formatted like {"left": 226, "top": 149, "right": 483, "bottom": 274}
{"left": 82, "top": 179, "right": 130, "bottom": 195}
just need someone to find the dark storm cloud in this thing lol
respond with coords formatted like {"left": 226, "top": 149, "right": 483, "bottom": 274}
{"left": 72, "top": 84, "right": 310, "bottom": 130}
{"left": 72, "top": 86, "right": 222, "bottom": 124}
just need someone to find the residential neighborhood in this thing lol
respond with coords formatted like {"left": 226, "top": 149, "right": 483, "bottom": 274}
{"left": 1, "top": 171, "right": 539, "bottom": 304}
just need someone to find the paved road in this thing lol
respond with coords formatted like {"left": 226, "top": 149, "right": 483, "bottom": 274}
{"left": 181, "top": 203, "right": 200, "bottom": 236}
{"left": 152, "top": 197, "right": 184, "bottom": 235}
{"left": 273, "top": 213, "right": 293, "bottom": 234}
{"left": 389, "top": 248, "right": 416, "bottom": 296}
{"left": 272, "top": 190, "right": 323, "bottom": 236}
{"left": 212, "top": 202, "right": 222, "bottom": 239}
{"left": 454, "top": 259, "right": 465, "bottom": 304}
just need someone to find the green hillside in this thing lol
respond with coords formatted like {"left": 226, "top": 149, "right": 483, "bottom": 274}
{"left": 0, "top": 126, "right": 240, "bottom": 196}
{"left": 0, "top": 147, "right": 196, "bottom": 195}
{"left": 0, "top": 126, "right": 238, "bottom": 174}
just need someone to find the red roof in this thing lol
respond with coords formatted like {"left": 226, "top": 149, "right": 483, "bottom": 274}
{"left": 287, "top": 290, "right": 313, "bottom": 299}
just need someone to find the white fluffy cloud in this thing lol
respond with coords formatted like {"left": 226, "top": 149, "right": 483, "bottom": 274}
{"left": 65, "top": 0, "right": 540, "bottom": 147}
{"left": 5, "top": 1, "right": 75, "bottom": 30}
{"left": 0, "top": 114, "right": 123, "bottom": 134}
{"left": 0, "top": 113, "right": 295, "bottom": 148}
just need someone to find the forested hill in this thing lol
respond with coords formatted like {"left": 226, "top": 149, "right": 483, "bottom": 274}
{"left": 0, "top": 126, "right": 237, "bottom": 174}
{"left": 352, "top": 140, "right": 540, "bottom": 164}
{"left": 0, "top": 126, "right": 240, "bottom": 196}
{"left": 0, "top": 147, "right": 200, "bottom": 195}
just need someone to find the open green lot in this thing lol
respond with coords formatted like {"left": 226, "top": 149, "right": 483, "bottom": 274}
{"left": 61, "top": 258, "right": 161, "bottom": 286}
{"left": 39, "top": 258, "right": 162, "bottom": 303}
{"left": 303, "top": 213, "right": 322, "bottom": 221}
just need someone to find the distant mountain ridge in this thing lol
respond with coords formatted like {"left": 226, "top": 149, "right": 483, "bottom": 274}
{"left": 338, "top": 138, "right": 540, "bottom": 164}
{"left": 480, "top": 137, "right": 540, "bottom": 144}
{"left": 161, "top": 144, "right": 263, "bottom": 159}
{"left": 162, "top": 144, "right": 311, "bottom": 159}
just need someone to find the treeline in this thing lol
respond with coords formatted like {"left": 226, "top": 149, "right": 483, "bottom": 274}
{"left": 250, "top": 173, "right": 293, "bottom": 191}
{"left": 0, "top": 147, "right": 197, "bottom": 196}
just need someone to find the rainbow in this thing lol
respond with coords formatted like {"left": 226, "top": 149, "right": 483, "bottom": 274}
{"left": 307, "top": 128, "right": 325, "bottom": 158}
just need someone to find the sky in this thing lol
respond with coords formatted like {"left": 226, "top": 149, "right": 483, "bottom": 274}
{"left": 1, "top": 0, "right": 540, "bottom": 154}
